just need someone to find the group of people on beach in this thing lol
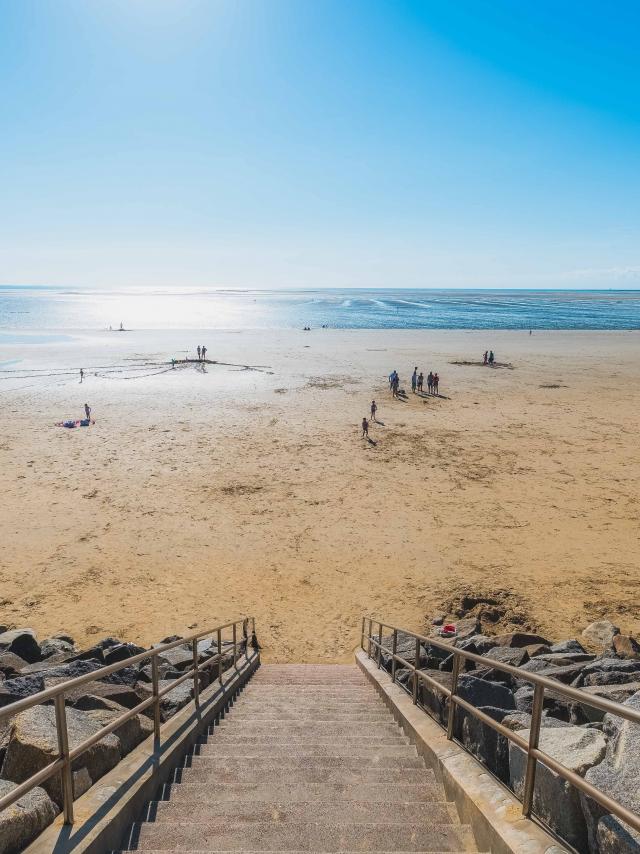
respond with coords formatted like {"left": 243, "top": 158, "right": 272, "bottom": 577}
{"left": 411, "top": 367, "right": 439, "bottom": 395}
{"left": 483, "top": 350, "right": 495, "bottom": 365}
{"left": 196, "top": 345, "right": 208, "bottom": 361}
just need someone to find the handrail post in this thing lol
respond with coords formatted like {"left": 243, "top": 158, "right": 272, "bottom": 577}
{"left": 361, "top": 617, "right": 365, "bottom": 651}
{"left": 377, "top": 622, "right": 383, "bottom": 668}
{"left": 54, "top": 694, "right": 74, "bottom": 825}
{"left": 192, "top": 640, "right": 200, "bottom": 707}
{"left": 217, "top": 629, "right": 223, "bottom": 684}
{"left": 243, "top": 618, "right": 249, "bottom": 660}
{"left": 232, "top": 622, "right": 237, "bottom": 668}
{"left": 412, "top": 637, "right": 420, "bottom": 704}
{"left": 446, "top": 652, "right": 462, "bottom": 740}
{"left": 367, "top": 618, "right": 372, "bottom": 659}
{"left": 523, "top": 683, "right": 545, "bottom": 817}
{"left": 151, "top": 654, "right": 161, "bottom": 746}
{"left": 391, "top": 629, "right": 398, "bottom": 683}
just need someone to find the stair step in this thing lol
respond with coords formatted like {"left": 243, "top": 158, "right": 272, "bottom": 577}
{"left": 127, "top": 820, "right": 476, "bottom": 851}
{"left": 160, "top": 780, "right": 445, "bottom": 804}
{"left": 202, "top": 736, "right": 408, "bottom": 746}
{"left": 213, "top": 722, "right": 401, "bottom": 735}
{"left": 173, "top": 765, "right": 433, "bottom": 785}
{"left": 145, "top": 801, "right": 459, "bottom": 825}
{"left": 223, "top": 713, "right": 392, "bottom": 722}
{"left": 194, "top": 745, "right": 416, "bottom": 759}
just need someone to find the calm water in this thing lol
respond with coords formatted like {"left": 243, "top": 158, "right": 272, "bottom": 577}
{"left": 1, "top": 287, "right": 640, "bottom": 334}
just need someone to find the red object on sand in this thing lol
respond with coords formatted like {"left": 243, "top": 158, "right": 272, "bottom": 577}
{"left": 442, "top": 623, "right": 457, "bottom": 635}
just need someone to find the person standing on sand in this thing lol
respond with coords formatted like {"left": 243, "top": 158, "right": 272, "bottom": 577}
{"left": 433, "top": 373, "right": 439, "bottom": 395}
{"left": 201, "top": 345, "right": 207, "bottom": 361}
{"left": 370, "top": 400, "right": 377, "bottom": 422}
{"left": 411, "top": 367, "right": 418, "bottom": 393}
{"left": 84, "top": 403, "right": 91, "bottom": 420}
{"left": 427, "top": 371, "right": 433, "bottom": 394}
{"left": 489, "top": 350, "right": 495, "bottom": 365}
{"left": 483, "top": 351, "right": 488, "bottom": 365}
{"left": 361, "top": 417, "right": 369, "bottom": 438}
{"left": 197, "top": 345, "right": 201, "bottom": 361}
{"left": 79, "top": 368, "right": 84, "bottom": 383}
{"left": 417, "top": 372, "right": 423, "bottom": 392}
{"left": 392, "top": 375, "right": 399, "bottom": 398}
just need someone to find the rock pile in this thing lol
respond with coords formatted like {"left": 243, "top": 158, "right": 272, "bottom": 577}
{"left": 0, "top": 627, "right": 244, "bottom": 853}
{"left": 380, "top": 616, "right": 640, "bottom": 854}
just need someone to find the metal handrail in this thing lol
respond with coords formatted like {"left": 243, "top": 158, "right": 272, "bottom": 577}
{"left": 362, "top": 616, "right": 640, "bottom": 839}
{"left": 0, "top": 616, "right": 257, "bottom": 824}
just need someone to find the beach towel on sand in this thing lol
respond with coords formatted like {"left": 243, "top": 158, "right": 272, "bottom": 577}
{"left": 56, "top": 419, "right": 95, "bottom": 428}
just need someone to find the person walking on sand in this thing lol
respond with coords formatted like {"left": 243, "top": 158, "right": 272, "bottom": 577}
{"left": 361, "top": 417, "right": 369, "bottom": 438}
{"left": 197, "top": 345, "right": 201, "bottom": 361}
{"left": 201, "top": 345, "right": 207, "bottom": 361}
{"left": 433, "top": 373, "right": 439, "bottom": 395}
{"left": 483, "top": 351, "right": 488, "bottom": 365}
{"left": 489, "top": 350, "right": 495, "bottom": 365}
{"left": 370, "top": 400, "right": 377, "bottom": 422}
{"left": 84, "top": 403, "right": 91, "bottom": 420}
{"left": 411, "top": 367, "right": 418, "bottom": 393}
{"left": 417, "top": 372, "right": 423, "bottom": 392}
{"left": 392, "top": 375, "right": 399, "bottom": 398}
{"left": 427, "top": 371, "right": 433, "bottom": 394}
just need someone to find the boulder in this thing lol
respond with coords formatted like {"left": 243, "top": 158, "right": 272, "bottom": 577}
{"left": 100, "top": 665, "right": 141, "bottom": 687}
{"left": 550, "top": 639, "right": 587, "bottom": 655}
{"left": 460, "top": 705, "right": 511, "bottom": 782}
{"left": 596, "top": 813, "right": 640, "bottom": 853}
{"left": 532, "top": 652, "right": 595, "bottom": 667}
{"left": 456, "top": 675, "right": 515, "bottom": 720}
{"left": 510, "top": 725, "right": 606, "bottom": 851}
{"left": 575, "top": 658, "right": 640, "bottom": 687}
{"left": 453, "top": 616, "right": 480, "bottom": 643}
{"left": 49, "top": 632, "right": 75, "bottom": 646}
{"left": 0, "top": 675, "right": 45, "bottom": 708}
{"left": 514, "top": 685, "right": 572, "bottom": 722}
{"left": 62, "top": 681, "right": 148, "bottom": 712}
{"left": 461, "top": 634, "right": 498, "bottom": 655}
{"left": 582, "top": 691, "right": 640, "bottom": 853}
{"left": 582, "top": 620, "right": 620, "bottom": 650}
{"left": 613, "top": 635, "right": 640, "bottom": 660}
{"left": 155, "top": 645, "right": 196, "bottom": 672}
{"left": 0, "top": 630, "right": 41, "bottom": 665}
{"left": 431, "top": 614, "right": 445, "bottom": 626}
{"left": 39, "top": 638, "right": 76, "bottom": 660}
{"left": 377, "top": 633, "right": 432, "bottom": 673}
{"left": 517, "top": 658, "right": 592, "bottom": 688}
{"left": 1, "top": 705, "right": 121, "bottom": 806}
{"left": 137, "top": 678, "right": 193, "bottom": 722}
{"left": 28, "top": 659, "right": 102, "bottom": 681}
{"left": 482, "top": 646, "right": 529, "bottom": 668}
{"left": 582, "top": 670, "right": 640, "bottom": 687}
{"left": 525, "top": 644, "right": 552, "bottom": 658}
{"left": 69, "top": 637, "right": 122, "bottom": 664}
{"left": 501, "top": 712, "right": 570, "bottom": 732}
{"left": 0, "top": 780, "right": 58, "bottom": 854}
{"left": 86, "top": 703, "right": 154, "bottom": 754}
{"left": 570, "top": 682, "right": 640, "bottom": 724}
{"left": 103, "top": 643, "right": 146, "bottom": 666}
{"left": 492, "top": 632, "right": 551, "bottom": 649}
{"left": 0, "top": 653, "right": 28, "bottom": 678}
{"left": 416, "top": 670, "right": 453, "bottom": 725}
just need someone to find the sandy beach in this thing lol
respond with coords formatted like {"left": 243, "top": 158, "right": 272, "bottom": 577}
{"left": 1, "top": 328, "right": 639, "bottom": 661}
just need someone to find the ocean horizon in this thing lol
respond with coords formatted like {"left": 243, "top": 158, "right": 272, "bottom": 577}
{"left": 1, "top": 286, "right": 640, "bottom": 333}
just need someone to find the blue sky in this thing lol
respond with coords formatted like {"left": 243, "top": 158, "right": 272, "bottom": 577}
{"left": 1, "top": 0, "right": 639, "bottom": 289}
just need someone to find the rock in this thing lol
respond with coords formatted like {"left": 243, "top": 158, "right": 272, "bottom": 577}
{"left": 438, "top": 645, "right": 477, "bottom": 674}
{"left": 596, "top": 813, "right": 640, "bottom": 853}
{"left": 574, "top": 658, "right": 640, "bottom": 688}
{"left": 1, "top": 705, "right": 121, "bottom": 806}
{"left": 431, "top": 614, "right": 444, "bottom": 626}
{"left": 532, "top": 652, "right": 595, "bottom": 667}
{"left": 103, "top": 643, "right": 146, "bottom": 666}
{"left": 513, "top": 685, "right": 572, "bottom": 722}
{"left": 63, "top": 681, "right": 148, "bottom": 712}
{"left": 460, "top": 705, "right": 511, "bottom": 782}
{"left": 50, "top": 632, "right": 75, "bottom": 646}
{"left": 100, "top": 665, "right": 141, "bottom": 687}
{"left": 377, "top": 633, "right": 431, "bottom": 673}
{"left": 156, "top": 645, "right": 197, "bottom": 672}
{"left": 0, "top": 630, "right": 41, "bottom": 664}
{"left": 69, "top": 637, "right": 122, "bottom": 664}
{"left": 453, "top": 616, "right": 480, "bottom": 643}
{"left": 137, "top": 678, "right": 193, "bottom": 722}
{"left": 27, "top": 659, "right": 103, "bottom": 680}
{"left": 456, "top": 674, "right": 515, "bottom": 717}
{"left": 86, "top": 702, "right": 153, "bottom": 754}
{"left": 550, "top": 639, "right": 587, "bottom": 655}
{"left": 501, "top": 712, "right": 570, "bottom": 732}
{"left": 461, "top": 634, "right": 498, "bottom": 655}
{"left": 0, "top": 779, "right": 58, "bottom": 854}
{"left": 582, "top": 620, "right": 620, "bottom": 650}
{"left": 570, "top": 683, "right": 640, "bottom": 724}
{"left": 582, "top": 691, "right": 640, "bottom": 853}
{"left": 510, "top": 725, "right": 606, "bottom": 851}
{"left": 415, "top": 670, "right": 453, "bottom": 725}
{"left": 492, "top": 632, "right": 550, "bottom": 649}
{"left": 517, "top": 658, "right": 592, "bottom": 687}
{"left": 482, "top": 646, "right": 529, "bottom": 667}
{"left": 39, "top": 637, "right": 76, "bottom": 660}
{"left": 525, "top": 644, "right": 552, "bottom": 658}
{"left": 0, "top": 675, "right": 45, "bottom": 708}
{"left": 582, "top": 670, "right": 640, "bottom": 687}
{"left": 0, "top": 653, "right": 28, "bottom": 678}
{"left": 613, "top": 635, "right": 640, "bottom": 660}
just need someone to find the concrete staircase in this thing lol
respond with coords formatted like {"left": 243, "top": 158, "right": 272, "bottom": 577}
{"left": 120, "top": 664, "right": 479, "bottom": 853}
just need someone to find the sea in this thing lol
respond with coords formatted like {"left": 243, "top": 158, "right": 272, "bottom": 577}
{"left": 1, "top": 287, "right": 640, "bottom": 339}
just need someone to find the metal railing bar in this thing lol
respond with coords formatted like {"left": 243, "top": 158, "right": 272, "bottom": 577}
{"left": 450, "top": 695, "right": 529, "bottom": 751}
{"left": 0, "top": 617, "right": 250, "bottom": 724}
{"left": 0, "top": 758, "right": 65, "bottom": 813}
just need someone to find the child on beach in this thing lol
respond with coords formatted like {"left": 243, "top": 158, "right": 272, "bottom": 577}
{"left": 370, "top": 400, "right": 377, "bottom": 422}
{"left": 361, "top": 417, "right": 369, "bottom": 438}
{"left": 483, "top": 351, "right": 488, "bottom": 365}
{"left": 417, "top": 372, "right": 423, "bottom": 392}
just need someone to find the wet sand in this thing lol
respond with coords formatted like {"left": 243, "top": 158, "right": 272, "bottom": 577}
{"left": 1, "top": 329, "right": 639, "bottom": 660}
